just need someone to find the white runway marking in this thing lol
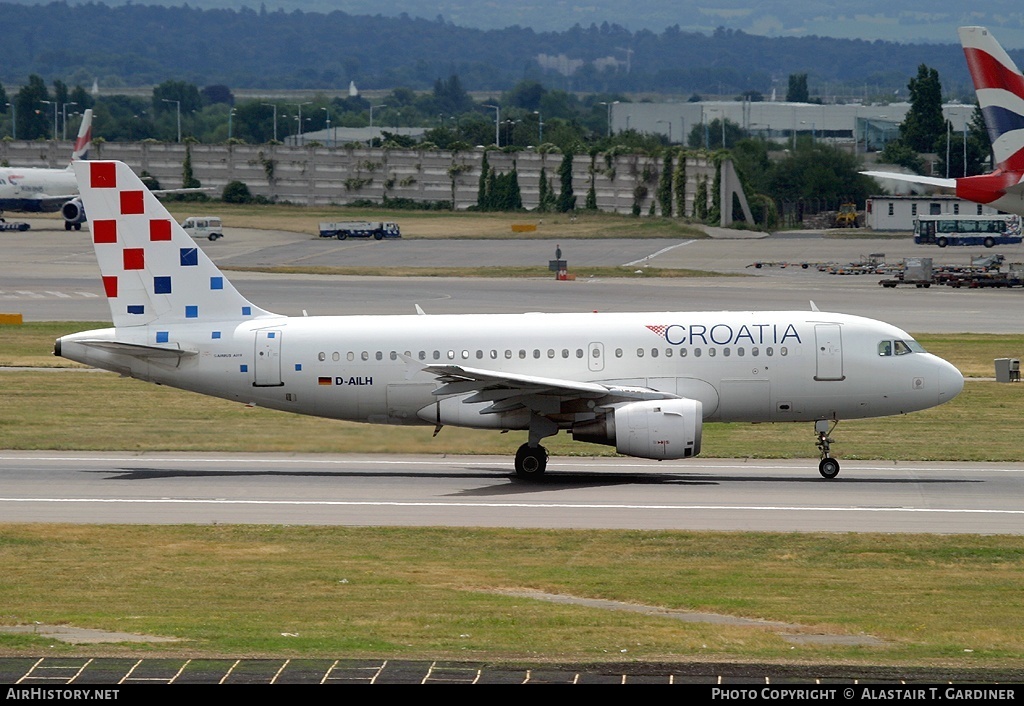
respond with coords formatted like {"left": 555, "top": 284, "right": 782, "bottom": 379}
{"left": 1, "top": 497, "right": 1022, "bottom": 516}
{"left": 621, "top": 240, "right": 695, "bottom": 267}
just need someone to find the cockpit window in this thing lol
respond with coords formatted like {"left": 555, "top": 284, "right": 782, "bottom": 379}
{"left": 879, "top": 339, "right": 925, "bottom": 357}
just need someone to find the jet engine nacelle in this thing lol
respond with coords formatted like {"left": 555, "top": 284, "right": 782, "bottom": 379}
{"left": 572, "top": 398, "right": 703, "bottom": 460}
{"left": 61, "top": 198, "right": 86, "bottom": 231}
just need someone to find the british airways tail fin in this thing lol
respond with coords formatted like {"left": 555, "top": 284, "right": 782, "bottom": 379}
{"left": 71, "top": 109, "right": 93, "bottom": 162}
{"left": 71, "top": 160, "right": 276, "bottom": 328}
{"left": 960, "top": 26, "right": 1024, "bottom": 171}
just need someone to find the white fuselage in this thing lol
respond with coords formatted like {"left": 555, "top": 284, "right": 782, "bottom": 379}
{"left": 0, "top": 166, "right": 76, "bottom": 213}
{"left": 57, "top": 310, "right": 964, "bottom": 431}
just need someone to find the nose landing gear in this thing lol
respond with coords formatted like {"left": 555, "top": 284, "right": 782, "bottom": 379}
{"left": 815, "top": 419, "right": 840, "bottom": 479}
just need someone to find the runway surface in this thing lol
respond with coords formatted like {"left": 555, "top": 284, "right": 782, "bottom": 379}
{"left": 6, "top": 220, "right": 1024, "bottom": 332}
{"left": 2, "top": 452, "right": 1022, "bottom": 534}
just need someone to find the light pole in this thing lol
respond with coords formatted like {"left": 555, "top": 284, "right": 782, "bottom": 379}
{"left": 598, "top": 100, "right": 619, "bottom": 137}
{"left": 369, "top": 104, "right": 386, "bottom": 146}
{"left": 533, "top": 110, "right": 543, "bottom": 143}
{"left": 503, "top": 119, "right": 520, "bottom": 147}
{"left": 657, "top": 119, "right": 672, "bottom": 143}
{"left": 40, "top": 100, "right": 58, "bottom": 139}
{"left": 322, "top": 107, "right": 332, "bottom": 147}
{"left": 161, "top": 99, "right": 181, "bottom": 143}
{"left": 289, "top": 102, "right": 312, "bottom": 145}
{"left": 228, "top": 107, "right": 236, "bottom": 141}
{"left": 482, "top": 104, "right": 499, "bottom": 146}
{"left": 5, "top": 102, "right": 16, "bottom": 140}
{"left": 261, "top": 103, "right": 278, "bottom": 142}
{"left": 61, "top": 102, "right": 78, "bottom": 140}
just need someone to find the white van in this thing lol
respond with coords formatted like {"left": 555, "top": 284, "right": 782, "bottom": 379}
{"left": 181, "top": 217, "right": 224, "bottom": 241}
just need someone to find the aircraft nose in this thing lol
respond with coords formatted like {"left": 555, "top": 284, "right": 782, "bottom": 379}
{"left": 937, "top": 359, "right": 965, "bottom": 403}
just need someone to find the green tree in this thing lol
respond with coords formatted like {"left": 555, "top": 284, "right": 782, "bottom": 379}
{"left": 477, "top": 151, "right": 491, "bottom": 209}
{"left": 767, "top": 140, "right": 873, "bottom": 203}
{"left": 900, "top": 65, "right": 944, "bottom": 153}
{"left": 934, "top": 125, "right": 986, "bottom": 179}
{"left": 182, "top": 144, "right": 201, "bottom": 189}
{"left": 69, "top": 85, "right": 94, "bottom": 112}
{"left": 879, "top": 139, "right": 925, "bottom": 174}
{"left": 222, "top": 180, "right": 252, "bottom": 203}
{"left": 557, "top": 152, "right": 576, "bottom": 212}
{"left": 16, "top": 75, "right": 51, "bottom": 140}
{"left": 786, "top": 74, "right": 809, "bottom": 103}
{"left": 657, "top": 151, "right": 674, "bottom": 216}
{"left": 968, "top": 101, "right": 993, "bottom": 171}
{"left": 688, "top": 118, "right": 743, "bottom": 150}
{"left": 537, "top": 166, "right": 557, "bottom": 212}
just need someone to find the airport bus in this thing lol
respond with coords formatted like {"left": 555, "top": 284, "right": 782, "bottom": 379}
{"left": 913, "top": 213, "right": 1023, "bottom": 248}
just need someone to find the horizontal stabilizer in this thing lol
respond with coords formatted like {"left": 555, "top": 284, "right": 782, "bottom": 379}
{"left": 76, "top": 339, "right": 197, "bottom": 359}
{"left": 861, "top": 171, "right": 957, "bottom": 191}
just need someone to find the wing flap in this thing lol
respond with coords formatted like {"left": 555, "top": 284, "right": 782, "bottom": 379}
{"left": 420, "top": 363, "right": 677, "bottom": 416}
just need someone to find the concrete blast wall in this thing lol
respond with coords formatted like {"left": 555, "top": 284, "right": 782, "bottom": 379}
{"left": 1, "top": 140, "right": 726, "bottom": 218}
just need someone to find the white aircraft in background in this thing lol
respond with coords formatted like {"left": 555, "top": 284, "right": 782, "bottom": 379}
{"left": 56, "top": 161, "right": 965, "bottom": 479}
{"left": 0, "top": 109, "right": 94, "bottom": 230}
{"left": 863, "top": 26, "right": 1024, "bottom": 216}
{"left": 0, "top": 109, "right": 197, "bottom": 230}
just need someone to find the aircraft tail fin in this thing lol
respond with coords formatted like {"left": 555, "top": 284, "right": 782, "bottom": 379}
{"left": 960, "top": 26, "right": 1024, "bottom": 171}
{"left": 71, "top": 109, "right": 93, "bottom": 162}
{"left": 71, "top": 160, "right": 276, "bottom": 328}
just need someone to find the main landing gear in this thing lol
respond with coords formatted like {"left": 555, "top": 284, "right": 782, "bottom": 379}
{"left": 513, "top": 413, "right": 557, "bottom": 479}
{"left": 515, "top": 443, "right": 548, "bottom": 478}
{"left": 815, "top": 419, "right": 840, "bottom": 479}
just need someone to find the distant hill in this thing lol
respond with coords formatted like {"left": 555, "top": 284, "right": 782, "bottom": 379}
{"left": 0, "top": 2, "right": 1014, "bottom": 96}
{"left": 11, "top": 0, "right": 1024, "bottom": 46}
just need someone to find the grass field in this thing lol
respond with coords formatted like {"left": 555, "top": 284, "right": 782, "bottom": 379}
{"left": 152, "top": 202, "right": 712, "bottom": 240}
{"left": 2, "top": 327, "right": 1024, "bottom": 670}
{"left": 0, "top": 525, "right": 1023, "bottom": 669}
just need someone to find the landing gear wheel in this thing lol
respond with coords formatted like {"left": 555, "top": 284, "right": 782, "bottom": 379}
{"left": 815, "top": 420, "right": 840, "bottom": 479}
{"left": 819, "top": 458, "right": 840, "bottom": 479}
{"left": 514, "top": 443, "right": 548, "bottom": 478}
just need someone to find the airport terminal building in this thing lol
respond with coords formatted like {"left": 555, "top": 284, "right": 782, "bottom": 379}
{"left": 611, "top": 100, "right": 976, "bottom": 152}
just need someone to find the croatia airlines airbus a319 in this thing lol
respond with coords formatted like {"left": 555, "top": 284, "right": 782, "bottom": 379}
{"left": 56, "top": 161, "right": 964, "bottom": 478}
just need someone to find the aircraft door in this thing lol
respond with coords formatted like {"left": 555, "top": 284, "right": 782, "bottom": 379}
{"left": 588, "top": 342, "right": 604, "bottom": 372}
{"left": 814, "top": 324, "right": 844, "bottom": 381}
{"left": 254, "top": 330, "right": 284, "bottom": 387}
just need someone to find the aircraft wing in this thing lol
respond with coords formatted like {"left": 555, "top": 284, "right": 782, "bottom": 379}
{"left": 861, "top": 171, "right": 957, "bottom": 192}
{"left": 23, "top": 193, "right": 81, "bottom": 206}
{"left": 423, "top": 363, "right": 676, "bottom": 415}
